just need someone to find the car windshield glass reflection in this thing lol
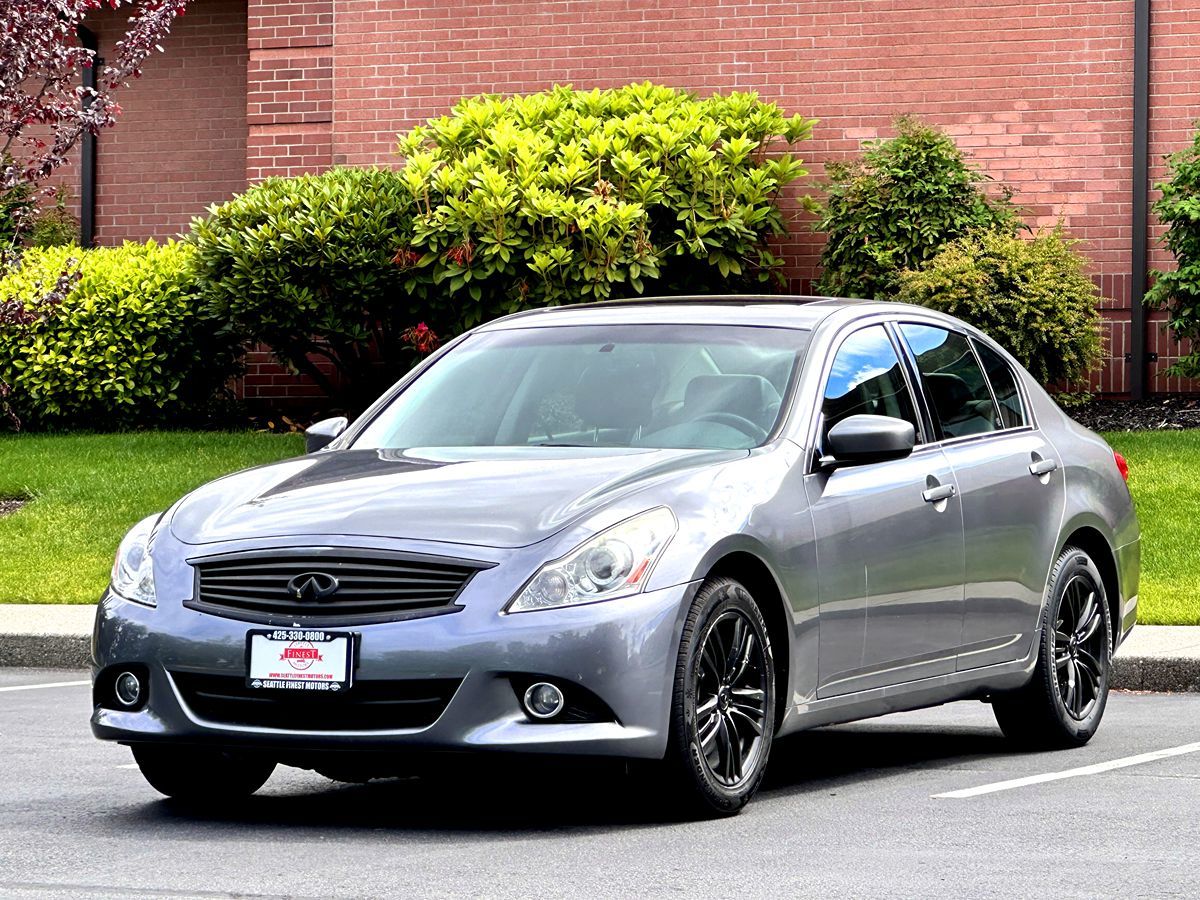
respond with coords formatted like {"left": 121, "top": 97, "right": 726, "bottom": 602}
{"left": 354, "top": 324, "right": 809, "bottom": 451}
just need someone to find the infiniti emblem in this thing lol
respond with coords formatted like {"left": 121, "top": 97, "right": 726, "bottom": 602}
{"left": 287, "top": 572, "right": 340, "bottom": 602}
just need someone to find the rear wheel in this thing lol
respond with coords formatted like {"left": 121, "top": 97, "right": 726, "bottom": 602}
{"left": 132, "top": 745, "right": 276, "bottom": 802}
{"left": 993, "top": 546, "right": 1112, "bottom": 748}
{"left": 662, "top": 576, "right": 775, "bottom": 817}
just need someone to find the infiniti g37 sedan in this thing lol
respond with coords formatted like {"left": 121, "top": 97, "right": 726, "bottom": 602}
{"left": 92, "top": 297, "right": 1139, "bottom": 816}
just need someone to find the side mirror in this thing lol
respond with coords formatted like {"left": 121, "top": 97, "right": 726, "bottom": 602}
{"left": 305, "top": 416, "right": 349, "bottom": 453}
{"left": 821, "top": 414, "right": 915, "bottom": 469}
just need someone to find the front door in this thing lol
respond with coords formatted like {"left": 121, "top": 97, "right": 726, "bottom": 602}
{"left": 805, "top": 324, "right": 966, "bottom": 698}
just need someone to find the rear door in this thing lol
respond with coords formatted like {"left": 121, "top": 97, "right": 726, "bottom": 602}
{"left": 804, "top": 323, "right": 965, "bottom": 698}
{"left": 896, "top": 324, "right": 1066, "bottom": 671}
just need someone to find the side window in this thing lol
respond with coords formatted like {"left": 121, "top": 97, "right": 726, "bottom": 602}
{"left": 821, "top": 325, "right": 921, "bottom": 445}
{"left": 973, "top": 340, "right": 1027, "bottom": 430}
{"left": 899, "top": 324, "right": 998, "bottom": 440}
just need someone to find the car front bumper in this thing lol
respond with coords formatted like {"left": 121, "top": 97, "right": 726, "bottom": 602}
{"left": 90, "top": 579, "right": 697, "bottom": 761}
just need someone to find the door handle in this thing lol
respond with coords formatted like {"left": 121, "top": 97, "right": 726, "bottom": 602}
{"left": 1029, "top": 458, "right": 1059, "bottom": 477}
{"left": 922, "top": 483, "right": 956, "bottom": 503}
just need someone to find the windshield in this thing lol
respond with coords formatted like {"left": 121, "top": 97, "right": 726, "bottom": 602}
{"left": 353, "top": 323, "right": 809, "bottom": 451}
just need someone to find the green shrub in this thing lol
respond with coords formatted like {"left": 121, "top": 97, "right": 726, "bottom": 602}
{"left": 394, "top": 83, "right": 814, "bottom": 330}
{"left": 0, "top": 241, "right": 239, "bottom": 428}
{"left": 189, "top": 167, "right": 416, "bottom": 405}
{"left": 27, "top": 187, "right": 80, "bottom": 248}
{"left": 814, "top": 117, "right": 1019, "bottom": 300}
{"left": 1147, "top": 127, "right": 1200, "bottom": 377}
{"left": 895, "top": 228, "right": 1103, "bottom": 385}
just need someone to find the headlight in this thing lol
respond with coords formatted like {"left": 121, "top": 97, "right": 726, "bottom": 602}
{"left": 110, "top": 514, "right": 160, "bottom": 607}
{"left": 507, "top": 507, "right": 677, "bottom": 613}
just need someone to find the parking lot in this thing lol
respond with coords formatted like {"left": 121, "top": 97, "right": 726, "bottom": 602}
{"left": 2, "top": 668, "right": 1197, "bottom": 899}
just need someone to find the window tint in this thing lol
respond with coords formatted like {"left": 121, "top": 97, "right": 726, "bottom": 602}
{"left": 973, "top": 340, "right": 1027, "bottom": 429}
{"left": 821, "top": 325, "right": 920, "bottom": 443}
{"left": 899, "top": 324, "right": 998, "bottom": 439}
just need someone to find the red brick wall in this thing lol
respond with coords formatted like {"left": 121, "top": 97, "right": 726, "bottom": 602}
{"left": 84, "top": 0, "right": 249, "bottom": 243}
{"left": 247, "top": 0, "right": 333, "bottom": 179}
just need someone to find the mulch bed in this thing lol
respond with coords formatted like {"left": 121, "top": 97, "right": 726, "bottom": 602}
{"left": 0, "top": 497, "right": 27, "bottom": 517}
{"left": 1067, "top": 395, "right": 1200, "bottom": 432}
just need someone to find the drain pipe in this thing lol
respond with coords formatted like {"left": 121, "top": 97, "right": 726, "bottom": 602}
{"left": 77, "top": 25, "right": 100, "bottom": 249}
{"left": 1129, "top": 0, "right": 1151, "bottom": 400}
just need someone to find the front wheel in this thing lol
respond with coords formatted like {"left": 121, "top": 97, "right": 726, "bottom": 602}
{"left": 662, "top": 576, "right": 776, "bottom": 817}
{"left": 992, "top": 546, "right": 1112, "bottom": 748}
{"left": 132, "top": 745, "right": 276, "bottom": 802}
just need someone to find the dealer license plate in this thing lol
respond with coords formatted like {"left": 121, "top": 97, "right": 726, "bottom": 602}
{"left": 246, "top": 629, "right": 354, "bottom": 693}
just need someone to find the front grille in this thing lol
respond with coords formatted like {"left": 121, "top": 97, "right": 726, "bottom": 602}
{"left": 186, "top": 549, "right": 485, "bottom": 625}
{"left": 172, "top": 672, "right": 462, "bottom": 732}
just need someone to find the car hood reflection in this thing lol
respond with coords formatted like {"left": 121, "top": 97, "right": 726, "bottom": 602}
{"left": 169, "top": 446, "right": 745, "bottom": 549}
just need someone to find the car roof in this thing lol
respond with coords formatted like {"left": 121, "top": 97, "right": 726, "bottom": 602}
{"left": 477, "top": 295, "right": 865, "bottom": 331}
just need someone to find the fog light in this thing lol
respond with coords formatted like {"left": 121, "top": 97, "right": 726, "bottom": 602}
{"left": 523, "top": 682, "right": 565, "bottom": 719}
{"left": 114, "top": 671, "right": 142, "bottom": 707}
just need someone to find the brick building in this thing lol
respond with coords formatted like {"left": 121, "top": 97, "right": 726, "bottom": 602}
{"left": 66, "top": 0, "right": 1200, "bottom": 400}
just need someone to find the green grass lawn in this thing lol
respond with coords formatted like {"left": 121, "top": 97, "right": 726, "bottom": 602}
{"left": 0, "top": 429, "right": 1195, "bottom": 624}
{"left": 1103, "top": 430, "right": 1200, "bottom": 626}
{"left": 0, "top": 432, "right": 303, "bottom": 604}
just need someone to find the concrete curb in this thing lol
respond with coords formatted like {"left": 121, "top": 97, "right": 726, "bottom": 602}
{"left": 0, "top": 634, "right": 91, "bottom": 669}
{"left": 1, "top": 631, "right": 1198, "bottom": 693}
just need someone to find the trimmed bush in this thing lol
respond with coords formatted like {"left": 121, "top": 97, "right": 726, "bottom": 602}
{"left": 1147, "top": 127, "right": 1200, "bottom": 377}
{"left": 814, "top": 117, "right": 1019, "bottom": 300}
{"left": 895, "top": 228, "right": 1103, "bottom": 385}
{"left": 0, "top": 241, "right": 239, "bottom": 428}
{"left": 394, "top": 83, "right": 814, "bottom": 329}
{"left": 189, "top": 166, "right": 416, "bottom": 404}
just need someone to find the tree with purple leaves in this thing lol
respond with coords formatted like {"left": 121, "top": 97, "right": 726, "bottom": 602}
{"left": 1, "top": 0, "right": 191, "bottom": 248}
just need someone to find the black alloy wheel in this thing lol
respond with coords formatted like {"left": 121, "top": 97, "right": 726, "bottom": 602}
{"left": 1053, "top": 573, "right": 1108, "bottom": 721}
{"left": 693, "top": 609, "right": 770, "bottom": 787}
{"left": 662, "top": 576, "right": 775, "bottom": 817}
{"left": 992, "top": 546, "right": 1112, "bottom": 748}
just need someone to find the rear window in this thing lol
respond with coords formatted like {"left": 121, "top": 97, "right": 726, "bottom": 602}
{"left": 973, "top": 340, "right": 1028, "bottom": 429}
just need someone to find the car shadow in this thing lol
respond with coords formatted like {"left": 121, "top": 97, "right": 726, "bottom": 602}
{"left": 108, "top": 722, "right": 1021, "bottom": 835}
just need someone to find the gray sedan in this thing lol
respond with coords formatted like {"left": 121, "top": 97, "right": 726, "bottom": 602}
{"left": 92, "top": 297, "right": 1139, "bottom": 816}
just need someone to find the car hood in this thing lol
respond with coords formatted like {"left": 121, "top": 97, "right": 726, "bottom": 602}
{"left": 169, "top": 446, "right": 745, "bottom": 549}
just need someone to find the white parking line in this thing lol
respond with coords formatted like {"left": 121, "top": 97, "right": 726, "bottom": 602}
{"left": 934, "top": 741, "right": 1200, "bottom": 799}
{"left": 0, "top": 679, "right": 89, "bottom": 693}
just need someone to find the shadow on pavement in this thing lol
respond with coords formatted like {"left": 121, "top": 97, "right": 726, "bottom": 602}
{"left": 106, "top": 721, "right": 1021, "bottom": 834}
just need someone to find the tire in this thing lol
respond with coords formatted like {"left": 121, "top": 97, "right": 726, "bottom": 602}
{"left": 132, "top": 745, "right": 276, "bottom": 802}
{"left": 993, "top": 546, "right": 1113, "bottom": 749}
{"left": 662, "top": 576, "right": 776, "bottom": 817}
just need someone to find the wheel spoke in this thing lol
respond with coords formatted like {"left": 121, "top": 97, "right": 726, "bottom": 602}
{"left": 729, "top": 705, "right": 764, "bottom": 737}
{"left": 1054, "top": 647, "right": 1072, "bottom": 669}
{"left": 729, "top": 628, "right": 755, "bottom": 685}
{"left": 1063, "top": 659, "right": 1077, "bottom": 711}
{"left": 723, "top": 711, "right": 744, "bottom": 779}
{"left": 725, "top": 617, "right": 745, "bottom": 675}
{"left": 1076, "top": 596, "right": 1101, "bottom": 643}
{"left": 709, "top": 622, "right": 728, "bottom": 679}
{"left": 1076, "top": 648, "right": 1103, "bottom": 686}
{"left": 695, "top": 695, "right": 719, "bottom": 726}
{"left": 700, "top": 640, "right": 722, "bottom": 682}
{"left": 1072, "top": 661, "right": 1088, "bottom": 716}
{"left": 699, "top": 711, "right": 721, "bottom": 755}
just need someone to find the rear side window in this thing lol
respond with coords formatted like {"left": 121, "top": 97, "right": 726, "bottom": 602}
{"left": 898, "top": 324, "right": 997, "bottom": 440}
{"left": 822, "top": 325, "right": 921, "bottom": 444}
{"left": 973, "top": 340, "right": 1027, "bottom": 429}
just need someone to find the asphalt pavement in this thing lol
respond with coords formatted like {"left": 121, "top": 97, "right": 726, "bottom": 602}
{"left": 2, "top": 668, "right": 1198, "bottom": 899}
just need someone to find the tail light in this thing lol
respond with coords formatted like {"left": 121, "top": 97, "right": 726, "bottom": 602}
{"left": 1113, "top": 451, "right": 1129, "bottom": 482}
